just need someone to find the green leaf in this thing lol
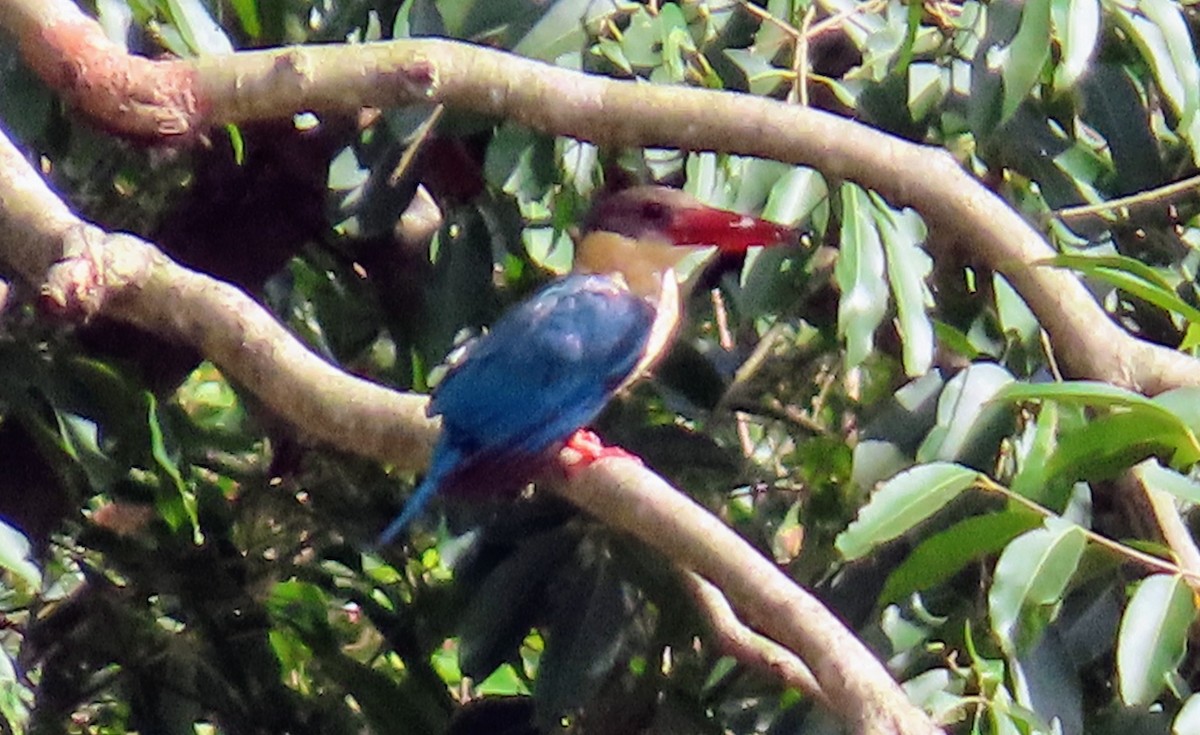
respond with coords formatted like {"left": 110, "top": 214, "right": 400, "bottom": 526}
{"left": 0, "top": 643, "right": 31, "bottom": 733}
{"left": 994, "top": 274, "right": 1039, "bottom": 344}
{"left": 880, "top": 510, "right": 1042, "bottom": 604}
{"left": 53, "top": 410, "right": 118, "bottom": 492}
{"left": 393, "top": 0, "right": 445, "bottom": 37}
{"left": 1133, "top": 460, "right": 1200, "bottom": 505}
{"left": 999, "top": 0, "right": 1051, "bottom": 121}
{"left": 1174, "top": 693, "right": 1200, "bottom": 735}
{"left": 1001, "top": 380, "right": 1200, "bottom": 477}
{"left": 593, "top": 36, "right": 632, "bottom": 74}
{"left": 1010, "top": 401, "right": 1070, "bottom": 507}
{"left": 1152, "top": 387, "right": 1200, "bottom": 432}
{"left": 164, "top": 0, "right": 233, "bottom": 55}
{"left": 908, "top": 62, "right": 947, "bottom": 121}
{"left": 484, "top": 124, "right": 557, "bottom": 202}
{"left": 874, "top": 196, "right": 933, "bottom": 376}
{"left": 514, "top": 0, "right": 608, "bottom": 61}
{"left": 835, "top": 462, "right": 979, "bottom": 560}
{"left": 1117, "top": 574, "right": 1195, "bottom": 706}
{"left": 918, "top": 363, "right": 1015, "bottom": 468}
{"left": 658, "top": 2, "right": 693, "bottom": 84}
{"left": 1042, "top": 253, "right": 1200, "bottom": 327}
{"left": 988, "top": 518, "right": 1086, "bottom": 653}
{"left": 0, "top": 520, "right": 40, "bottom": 592}
{"left": 723, "top": 49, "right": 790, "bottom": 96}
{"left": 761, "top": 166, "right": 828, "bottom": 228}
{"left": 902, "top": 668, "right": 971, "bottom": 724}
{"left": 1052, "top": 0, "right": 1100, "bottom": 89}
{"left": 836, "top": 184, "right": 889, "bottom": 369}
{"left": 1048, "top": 410, "right": 1198, "bottom": 482}
{"left": 227, "top": 0, "right": 261, "bottom": 38}
{"left": 146, "top": 393, "right": 195, "bottom": 532}
{"left": 619, "top": 7, "right": 662, "bottom": 69}
{"left": 999, "top": 380, "right": 1178, "bottom": 415}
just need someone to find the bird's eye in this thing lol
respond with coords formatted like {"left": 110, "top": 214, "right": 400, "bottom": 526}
{"left": 640, "top": 200, "right": 669, "bottom": 223}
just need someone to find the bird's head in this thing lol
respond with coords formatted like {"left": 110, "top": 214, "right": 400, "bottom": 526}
{"left": 576, "top": 186, "right": 794, "bottom": 298}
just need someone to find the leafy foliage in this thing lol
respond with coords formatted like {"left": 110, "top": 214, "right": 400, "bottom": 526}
{"left": 3, "top": 0, "right": 1200, "bottom": 734}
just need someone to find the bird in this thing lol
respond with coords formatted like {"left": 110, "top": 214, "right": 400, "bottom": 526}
{"left": 377, "top": 186, "right": 794, "bottom": 545}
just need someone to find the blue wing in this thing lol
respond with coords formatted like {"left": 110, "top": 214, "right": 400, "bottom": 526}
{"left": 434, "top": 273, "right": 654, "bottom": 458}
{"left": 377, "top": 274, "right": 655, "bottom": 544}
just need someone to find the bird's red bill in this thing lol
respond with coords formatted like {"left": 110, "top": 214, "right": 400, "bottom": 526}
{"left": 668, "top": 208, "right": 794, "bottom": 253}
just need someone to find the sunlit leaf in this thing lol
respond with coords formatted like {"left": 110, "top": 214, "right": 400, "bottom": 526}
{"left": 874, "top": 197, "right": 933, "bottom": 376}
{"left": 998, "top": 0, "right": 1051, "bottom": 121}
{"left": 836, "top": 462, "right": 979, "bottom": 560}
{"left": 1117, "top": 574, "right": 1194, "bottom": 706}
{"left": 165, "top": 0, "right": 234, "bottom": 55}
{"left": 0, "top": 520, "right": 40, "bottom": 592}
{"left": 514, "top": 0, "right": 610, "bottom": 61}
{"left": 1175, "top": 693, "right": 1200, "bottom": 735}
{"left": 1052, "top": 0, "right": 1100, "bottom": 89}
{"left": 1133, "top": 460, "right": 1200, "bottom": 505}
{"left": 1042, "top": 252, "right": 1200, "bottom": 326}
{"left": 0, "top": 644, "right": 31, "bottom": 733}
{"left": 836, "top": 184, "right": 888, "bottom": 369}
{"left": 988, "top": 518, "right": 1085, "bottom": 653}
{"left": 918, "top": 363, "right": 1015, "bottom": 469}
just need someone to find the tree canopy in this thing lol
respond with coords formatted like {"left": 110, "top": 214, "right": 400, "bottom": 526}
{"left": 2, "top": 1, "right": 1200, "bottom": 734}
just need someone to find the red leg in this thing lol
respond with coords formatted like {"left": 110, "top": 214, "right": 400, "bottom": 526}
{"left": 560, "top": 429, "right": 640, "bottom": 477}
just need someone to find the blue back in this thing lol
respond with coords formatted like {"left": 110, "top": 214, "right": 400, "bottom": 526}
{"left": 377, "top": 273, "right": 655, "bottom": 544}
{"left": 433, "top": 273, "right": 655, "bottom": 465}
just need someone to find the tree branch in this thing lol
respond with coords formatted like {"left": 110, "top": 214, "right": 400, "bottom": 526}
{"left": 682, "top": 564, "right": 828, "bottom": 707}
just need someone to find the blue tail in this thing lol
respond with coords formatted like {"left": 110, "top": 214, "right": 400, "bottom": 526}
{"left": 375, "top": 444, "right": 461, "bottom": 547}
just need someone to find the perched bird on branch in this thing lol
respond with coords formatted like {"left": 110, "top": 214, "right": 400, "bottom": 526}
{"left": 378, "top": 186, "right": 793, "bottom": 544}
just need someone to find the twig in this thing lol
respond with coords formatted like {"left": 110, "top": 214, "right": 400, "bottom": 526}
{"left": 681, "top": 570, "right": 829, "bottom": 706}
{"left": 710, "top": 288, "right": 757, "bottom": 459}
{"left": 1053, "top": 173, "right": 1200, "bottom": 223}
{"left": 977, "top": 475, "right": 1200, "bottom": 585}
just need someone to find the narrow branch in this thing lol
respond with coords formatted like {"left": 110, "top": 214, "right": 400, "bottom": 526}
{"left": 1053, "top": 173, "right": 1200, "bottom": 223}
{"left": 681, "top": 570, "right": 830, "bottom": 708}
{"left": 1125, "top": 462, "right": 1200, "bottom": 593}
{"left": 978, "top": 476, "right": 1200, "bottom": 585}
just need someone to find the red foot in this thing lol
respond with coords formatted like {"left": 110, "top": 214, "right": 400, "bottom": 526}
{"left": 560, "top": 429, "right": 641, "bottom": 478}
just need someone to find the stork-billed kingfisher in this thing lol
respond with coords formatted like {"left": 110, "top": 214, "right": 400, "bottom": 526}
{"left": 378, "top": 187, "right": 793, "bottom": 545}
